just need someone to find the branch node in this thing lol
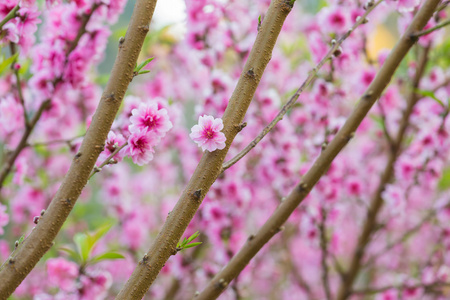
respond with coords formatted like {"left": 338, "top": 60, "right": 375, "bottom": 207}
{"left": 192, "top": 189, "right": 202, "bottom": 201}
{"left": 142, "top": 254, "right": 149, "bottom": 263}
{"left": 247, "top": 234, "right": 255, "bottom": 242}
{"left": 347, "top": 132, "right": 355, "bottom": 141}
{"left": 107, "top": 92, "right": 116, "bottom": 102}
{"left": 237, "top": 122, "right": 247, "bottom": 132}
{"left": 364, "top": 90, "right": 374, "bottom": 99}
{"left": 14, "top": 241, "right": 19, "bottom": 248}
{"left": 9, "top": 258, "right": 15, "bottom": 264}
{"left": 409, "top": 32, "right": 420, "bottom": 42}
{"left": 245, "top": 68, "right": 255, "bottom": 78}
{"left": 33, "top": 216, "right": 40, "bottom": 224}
{"left": 139, "top": 24, "right": 150, "bottom": 33}
{"left": 40, "top": 209, "right": 46, "bottom": 216}
{"left": 74, "top": 152, "right": 82, "bottom": 159}
{"left": 333, "top": 47, "right": 343, "bottom": 57}
{"left": 217, "top": 278, "right": 228, "bottom": 289}
{"left": 277, "top": 225, "right": 285, "bottom": 232}
{"left": 321, "top": 142, "right": 328, "bottom": 151}
{"left": 298, "top": 182, "right": 308, "bottom": 192}
{"left": 118, "top": 36, "right": 125, "bottom": 46}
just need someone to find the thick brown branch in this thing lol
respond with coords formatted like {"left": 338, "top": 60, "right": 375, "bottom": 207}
{"left": 116, "top": 1, "right": 294, "bottom": 299}
{"left": 196, "top": 1, "right": 440, "bottom": 299}
{"left": 0, "top": 0, "right": 157, "bottom": 297}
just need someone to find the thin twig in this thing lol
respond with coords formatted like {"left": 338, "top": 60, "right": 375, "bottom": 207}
{"left": 413, "top": 18, "right": 450, "bottom": 37}
{"left": 221, "top": 0, "right": 384, "bottom": 172}
{"left": 88, "top": 142, "right": 128, "bottom": 179}
{"left": 9, "top": 43, "right": 29, "bottom": 127}
{"left": 25, "top": 134, "right": 85, "bottom": 148}
{"left": 352, "top": 282, "right": 450, "bottom": 295}
{"left": 318, "top": 207, "right": 331, "bottom": 300}
{"left": 364, "top": 209, "right": 435, "bottom": 267}
{"left": 0, "top": 4, "right": 19, "bottom": 30}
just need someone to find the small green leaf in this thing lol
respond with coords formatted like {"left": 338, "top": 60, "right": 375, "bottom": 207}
{"left": 90, "top": 252, "right": 125, "bottom": 264}
{"left": 74, "top": 233, "right": 90, "bottom": 263}
{"left": 186, "top": 231, "right": 200, "bottom": 244}
{"left": 415, "top": 89, "right": 445, "bottom": 107}
{"left": 18, "top": 235, "right": 25, "bottom": 244}
{"left": 138, "top": 70, "right": 151, "bottom": 75}
{"left": 439, "top": 168, "right": 450, "bottom": 190}
{"left": 59, "top": 246, "right": 80, "bottom": 261}
{"left": 258, "top": 15, "right": 261, "bottom": 24}
{"left": 134, "top": 57, "right": 154, "bottom": 72}
{"left": 184, "top": 242, "right": 202, "bottom": 249}
{"left": 0, "top": 52, "right": 19, "bottom": 75}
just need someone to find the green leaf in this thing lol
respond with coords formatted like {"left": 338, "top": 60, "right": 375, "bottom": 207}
{"left": 138, "top": 70, "right": 151, "bottom": 75}
{"left": 134, "top": 57, "right": 154, "bottom": 72}
{"left": 59, "top": 246, "right": 80, "bottom": 261}
{"left": 0, "top": 52, "right": 19, "bottom": 75}
{"left": 90, "top": 252, "right": 125, "bottom": 264}
{"left": 415, "top": 89, "right": 445, "bottom": 107}
{"left": 439, "top": 168, "right": 450, "bottom": 190}
{"left": 73, "top": 233, "right": 90, "bottom": 263}
{"left": 90, "top": 223, "right": 114, "bottom": 244}
{"left": 186, "top": 231, "right": 200, "bottom": 244}
{"left": 184, "top": 242, "right": 202, "bottom": 249}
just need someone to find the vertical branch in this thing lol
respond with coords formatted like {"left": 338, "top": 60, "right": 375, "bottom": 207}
{"left": 116, "top": 1, "right": 294, "bottom": 299}
{"left": 318, "top": 207, "right": 331, "bottom": 300}
{"left": 335, "top": 45, "right": 431, "bottom": 300}
{"left": 9, "top": 43, "right": 29, "bottom": 128}
{"left": 195, "top": 1, "right": 440, "bottom": 299}
{"left": 0, "top": 0, "right": 158, "bottom": 297}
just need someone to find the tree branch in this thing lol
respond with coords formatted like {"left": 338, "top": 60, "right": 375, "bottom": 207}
{"left": 115, "top": 1, "right": 294, "bottom": 299}
{"left": 0, "top": 4, "right": 19, "bottom": 30}
{"left": 413, "top": 18, "right": 450, "bottom": 37}
{"left": 221, "top": 0, "right": 383, "bottom": 172}
{"left": 0, "top": 0, "right": 158, "bottom": 297}
{"left": 319, "top": 207, "right": 331, "bottom": 300}
{"left": 335, "top": 45, "right": 432, "bottom": 300}
{"left": 9, "top": 43, "right": 29, "bottom": 128}
{"left": 0, "top": 3, "right": 101, "bottom": 193}
{"left": 195, "top": 1, "right": 440, "bottom": 299}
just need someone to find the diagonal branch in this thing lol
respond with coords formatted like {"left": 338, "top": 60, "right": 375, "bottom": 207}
{"left": 115, "top": 1, "right": 295, "bottom": 299}
{"left": 0, "top": 0, "right": 158, "bottom": 297}
{"left": 335, "top": 44, "right": 431, "bottom": 300}
{"left": 195, "top": 1, "right": 441, "bottom": 299}
{"left": 221, "top": 0, "right": 383, "bottom": 172}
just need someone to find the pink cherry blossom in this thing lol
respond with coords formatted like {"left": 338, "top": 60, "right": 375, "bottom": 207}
{"left": 97, "top": 130, "right": 126, "bottom": 165}
{"left": 190, "top": 115, "right": 226, "bottom": 152}
{"left": 129, "top": 102, "right": 172, "bottom": 138}
{"left": 0, "top": 23, "right": 19, "bottom": 44}
{"left": 46, "top": 258, "right": 79, "bottom": 292}
{"left": 126, "top": 129, "right": 158, "bottom": 166}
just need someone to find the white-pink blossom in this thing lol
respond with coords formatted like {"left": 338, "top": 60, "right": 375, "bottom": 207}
{"left": 190, "top": 115, "right": 226, "bottom": 152}
{"left": 126, "top": 129, "right": 158, "bottom": 166}
{"left": 129, "top": 102, "right": 172, "bottom": 138}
